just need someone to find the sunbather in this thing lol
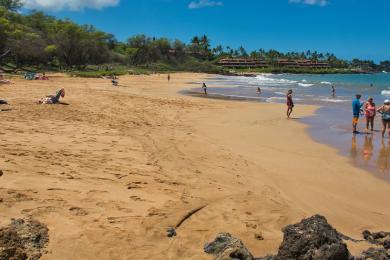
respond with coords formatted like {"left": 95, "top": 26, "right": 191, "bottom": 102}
{"left": 38, "top": 88, "right": 65, "bottom": 104}
{"left": 0, "top": 74, "right": 10, "bottom": 84}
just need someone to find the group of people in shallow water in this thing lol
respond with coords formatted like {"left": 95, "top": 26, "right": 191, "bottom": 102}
{"left": 352, "top": 94, "right": 390, "bottom": 137}
{"left": 285, "top": 88, "right": 390, "bottom": 137}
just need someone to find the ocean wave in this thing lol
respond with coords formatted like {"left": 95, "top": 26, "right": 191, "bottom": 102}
{"left": 302, "top": 79, "right": 307, "bottom": 82}
{"left": 381, "top": 90, "right": 390, "bottom": 96}
{"left": 298, "top": 83, "right": 314, "bottom": 87}
{"left": 266, "top": 97, "right": 285, "bottom": 103}
{"left": 255, "top": 75, "right": 297, "bottom": 85}
{"left": 320, "top": 81, "right": 332, "bottom": 85}
{"left": 319, "top": 98, "right": 349, "bottom": 103}
{"left": 274, "top": 91, "right": 286, "bottom": 96}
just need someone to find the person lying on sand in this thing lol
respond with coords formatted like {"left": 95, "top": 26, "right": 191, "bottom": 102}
{"left": 0, "top": 74, "right": 11, "bottom": 84}
{"left": 37, "top": 72, "right": 49, "bottom": 80}
{"left": 38, "top": 88, "right": 65, "bottom": 104}
{"left": 377, "top": 99, "right": 390, "bottom": 138}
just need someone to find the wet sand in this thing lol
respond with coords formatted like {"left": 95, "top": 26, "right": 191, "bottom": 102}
{"left": 0, "top": 73, "right": 389, "bottom": 259}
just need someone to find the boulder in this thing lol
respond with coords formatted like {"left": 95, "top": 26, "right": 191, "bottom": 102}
{"left": 274, "top": 215, "right": 352, "bottom": 260}
{"left": 204, "top": 232, "right": 255, "bottom": 260}
{"left": 355, "top": 247, "right": 390, "bottom": 260}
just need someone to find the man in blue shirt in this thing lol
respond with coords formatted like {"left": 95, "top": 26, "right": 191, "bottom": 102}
{"left": 352, "top": 94, "right": 363, "bottom": 133}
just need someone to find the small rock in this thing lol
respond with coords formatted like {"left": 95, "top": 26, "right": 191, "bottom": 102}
{"left": 254, "top": 233, "right": 264, "bottom": 241}
{"left": 167, "top": 227, "right": 176, "bottom": 238}
{"left": 204, "top": 232, "right": 254, "bottom": 260}
{"left": 0, "top": 170, "right": 3, "bottom": 177}
{"left": 384, "top": 240, "right": 390, "bottom": 250}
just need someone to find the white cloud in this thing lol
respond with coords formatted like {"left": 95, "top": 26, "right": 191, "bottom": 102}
{"left": 188, "top": 0, "right": 223, "bottom": 9}
{"left": 22, "top": 0, "right": 120, "bottom": 11}
{"left": 289, "top": 0, "right": 329, "bottom": 6}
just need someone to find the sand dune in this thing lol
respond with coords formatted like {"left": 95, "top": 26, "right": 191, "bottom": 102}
{"left": 0, "top": 73, "right": 389, "bottom": 259}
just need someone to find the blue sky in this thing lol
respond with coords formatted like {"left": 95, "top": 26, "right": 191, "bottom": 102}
{"left": 22, "top": 0, "right": 390, "bottom": 62}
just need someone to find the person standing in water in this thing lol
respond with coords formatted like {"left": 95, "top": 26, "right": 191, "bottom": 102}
{"left": 331, "top": 86, "right": 336, "bottom": 97}
{"left": 286, "top": 89, "right": 294, "bottom": 119}
{"left": 352, "top": 94, "right": 363, "bottom": 134}
{"left": 257, "top": 87, "right": 261, "bottom": 96}
{"left": 202, "top": 83, "right": 207, "bottom": 95}
{"left": 377, "top": 99, "right": 390, "bottom": 137}
{"left": 364, "top": 97, "right": 376, "bottom": 132}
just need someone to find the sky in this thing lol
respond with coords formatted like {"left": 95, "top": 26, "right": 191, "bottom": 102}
{"left": 21, "top": 0, "right": 390, "bottom": 62}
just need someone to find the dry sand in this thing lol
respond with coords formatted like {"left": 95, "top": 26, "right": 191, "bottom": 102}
{"left": 0, "top": 73, "right": 389, "bottom": 259}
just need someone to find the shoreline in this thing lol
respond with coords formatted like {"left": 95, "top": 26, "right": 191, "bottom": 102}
{"left": 0, "top": 73, "right": 389, "bottom": 259}
{"left": 184, "top": 88, "right": 390, "bottom": 182}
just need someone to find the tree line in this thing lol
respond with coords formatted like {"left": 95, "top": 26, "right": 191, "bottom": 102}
{"left": 0, "top": 0, "right": 388, "bottom": 73}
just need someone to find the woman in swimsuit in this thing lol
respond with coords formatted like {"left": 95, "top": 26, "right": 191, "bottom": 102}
{"left": 364, "top": 97, "right": 376, "bottom": 131}
{"left": 377, "top": 99, "right": 390, "bottom": 137}
{"left": 286, "top": 89, "right": 294, "bottom": 119}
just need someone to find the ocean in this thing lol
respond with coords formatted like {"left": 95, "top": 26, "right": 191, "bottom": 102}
{"left": 188, "top": 72, "right": 390, "bottom": 181}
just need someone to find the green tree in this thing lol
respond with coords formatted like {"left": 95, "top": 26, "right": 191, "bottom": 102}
{"left": 0, "top": 0, "right": 22, "bottom": 11}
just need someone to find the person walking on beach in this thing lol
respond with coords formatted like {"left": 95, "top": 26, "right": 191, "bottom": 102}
{"left": 286, "top": 89, "right": 294, "bottom": 119}
{"left": 352, "top": 94, "right": 363, "bottom": 133}
{"left": 331, "top": 86, "right": 336, "bottom": 97}
{"left": 202, "top": 83, "right": 208, "bottom": 95}
{"left": 364, "top": 97, "right": 376, "bottom": 131}
{"left": 377, "top": 99, "right": 390, "bottom": 137}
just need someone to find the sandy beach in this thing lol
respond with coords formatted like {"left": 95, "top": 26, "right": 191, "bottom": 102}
{"left": 0, "top": 73, "right": 389, "bottom": 259}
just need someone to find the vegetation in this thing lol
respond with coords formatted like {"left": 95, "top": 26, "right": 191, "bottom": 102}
{"left": 0, "top": 1, "right": 388, "bottom": 76}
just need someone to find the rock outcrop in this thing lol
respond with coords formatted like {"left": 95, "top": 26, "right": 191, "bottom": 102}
{"left": 0, "top": 218, "right": 49, "bottom": 260}
{"left": 274, "top": 214, "right": 352, "bottom": 260}
{"left": 204, "top": 232, "right": 255, "bottom": 260}
{"left": 205, "top": 215, "right": 390, "bottom": 260}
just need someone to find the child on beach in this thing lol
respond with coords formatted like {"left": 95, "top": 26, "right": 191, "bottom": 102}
{"left": 352, "top": 94, "right": 363, "bottom": 133}
{"left": 286, "top": 89, "right": 294, "bottom": 119}
{"left": 376, "top": 100, "right": 390, "bottom": 137}
{"left": 257, "top": 87, "right": 261, "bottom": 96}
{"left": 364, "top": 97, "right": 376, "bottom": 131}
{"left": 331, "top": 86, "right": 336, "bottom": 97}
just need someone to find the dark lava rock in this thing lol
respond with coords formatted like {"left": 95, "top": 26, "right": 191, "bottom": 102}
{"left": 0, "top": 218, "right": 49, "bottom": 260}
{"left": 254, "top": 233, "right": 264, "bottom": 241}
{"left": 204, "top": 232, "right": 255, "bottom": 260}
{"left": 166, "top": 227, "right": 177, "bottom": 238}
{"left": 355, "top": 247, "right": 390, "bottom": 260}
{"left": 363, "top": 230, "right": 390, "bottom": 250}
{"left": 274, "top": 215, "right": 352, "bottom": 260}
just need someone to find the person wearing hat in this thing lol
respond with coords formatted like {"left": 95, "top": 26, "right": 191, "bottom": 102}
{"left": 352, "top": 94, "right": 363, "bottom": 133}
{"left": 377, "top": 99, "right": 390, "bottom": 137}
